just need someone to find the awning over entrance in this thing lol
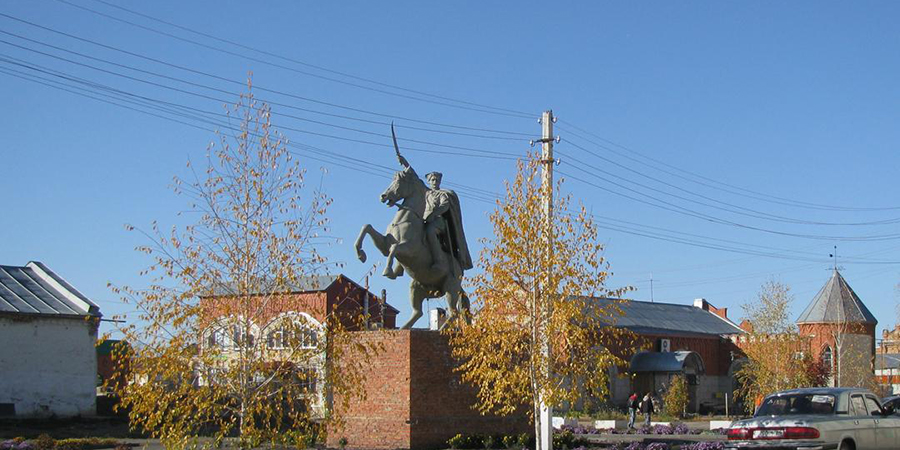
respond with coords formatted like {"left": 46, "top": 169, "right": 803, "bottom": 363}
{"left": 629, "top": 351, "right": 705, "bottom": 374}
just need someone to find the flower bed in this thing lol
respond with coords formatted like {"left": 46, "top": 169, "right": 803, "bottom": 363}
{"left": 561, "top": 423, "right": 702, "bottom": 436}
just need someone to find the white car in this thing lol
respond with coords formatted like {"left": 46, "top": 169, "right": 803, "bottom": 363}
{"left": 725, "top": 387, "right": 900, "bottom": 450}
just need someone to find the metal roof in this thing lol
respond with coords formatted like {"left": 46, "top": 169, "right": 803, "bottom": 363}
{"left": 210, "top": 275, "right": 339, "bottom": 296}
{"left": 876, "top": 353, "right": 900, "bottom": 370}
{"left": 208, "top": 274, "right": 400, "bottom": 313}
{"left": 629, "top": 351, "right": 705, "bottom": 373}
{"left": 590, "top": 297, "right": 744, "bottom": 336}
{"left": 796, "top": 270, "right": 876, "bottom": 325}
{"left": 0, "top": 261, "right": 101, "bottom": 317}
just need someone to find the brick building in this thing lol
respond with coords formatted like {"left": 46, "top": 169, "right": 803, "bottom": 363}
{"left": 589, "top": 297, "right": 745, "bottom": 414}
{"left": 796, "top": 269, "right": 877, "bottom": 388}
{"left": 198, "top": 274, "right": 399, "bottom": 416}
{"left": 582, "top": 270, "right": 880, "bottom": 414}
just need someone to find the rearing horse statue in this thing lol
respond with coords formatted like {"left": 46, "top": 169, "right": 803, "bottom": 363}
{"left": 354, "top": 128, "right": 471, "bottom": 329}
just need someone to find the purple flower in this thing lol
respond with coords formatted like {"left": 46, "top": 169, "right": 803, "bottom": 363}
{"left": 680, "top": 442, "right": 725, "bottom": 450}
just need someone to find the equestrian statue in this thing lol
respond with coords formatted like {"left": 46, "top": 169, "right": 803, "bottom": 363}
{"left": 354, "top": 126, "right": 473, "bottom": 329}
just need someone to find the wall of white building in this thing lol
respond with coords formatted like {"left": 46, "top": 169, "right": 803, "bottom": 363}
{"left": 0, "top": 315, "right": 97, "bottom": 417}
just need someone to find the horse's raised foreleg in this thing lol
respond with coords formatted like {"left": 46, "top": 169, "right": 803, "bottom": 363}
{"left": 401, "top": 281, "right": 428, "bottom": 329}
{"left": 383, "top": 243, "right": 399, "bottom": 279}
{"left": 355, "top": 224, "right": 394, "bottom": 263}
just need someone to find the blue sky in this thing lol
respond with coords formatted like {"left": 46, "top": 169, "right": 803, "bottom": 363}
{"left": 2, "top": 1, "right": 899, "bottom": 336}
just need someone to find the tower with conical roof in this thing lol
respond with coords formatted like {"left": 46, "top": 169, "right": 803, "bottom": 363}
{"left": 797, "top": 270, "right": 877, "bottom": 387}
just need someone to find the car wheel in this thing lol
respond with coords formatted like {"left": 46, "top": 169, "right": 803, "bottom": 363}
{"left": 839, "top": 439, "right": 854, "bottom": 450}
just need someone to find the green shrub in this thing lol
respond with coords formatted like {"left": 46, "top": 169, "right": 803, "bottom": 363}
{"left": 448, "top": 434, "right": 465, "bottom": 449}
{"left": 552, "top": 430, "right": 574, "bottom": 449}
{"left": 338, "top": 437, "right": 348, "bottom": 449}
{"left": 516, "top": 433, "right": 532, "bottom": 448}
{"left": 501, "top": 435, "right": 518, "bottom": 449}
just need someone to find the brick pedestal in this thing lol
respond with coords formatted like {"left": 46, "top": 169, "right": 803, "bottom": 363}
{"left": 328, "top": 329, "right": 527, "bottom": 450}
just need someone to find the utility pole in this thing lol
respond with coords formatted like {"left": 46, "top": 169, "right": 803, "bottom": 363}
{"left": 537, "top": 110, "right": 557, "bottom": 450}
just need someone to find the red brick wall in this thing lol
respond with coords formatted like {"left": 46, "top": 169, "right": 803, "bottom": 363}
{"left": 329, "top": 330, "right": 528, "bottom": 450}
{"left": 797, "top": 322, "right": 876, "bottom": 369}
{"left": 603, "top": 332, "right": 741, "bottom": 377}
{"left": 199, "top": 276, "right": 398, "bottom": 330}
{"left": 650, "top": 334, "right": 740, "bottom": 377}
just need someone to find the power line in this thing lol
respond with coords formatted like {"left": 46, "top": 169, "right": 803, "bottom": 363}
{"left": 557, "top": 167, "right": 900, "bottom": 242}
{"left": 560, "top": 140, "right": 900, "bottom": 227}
{"left": 0, "top": 60, "right": 499, "bottom": 204}
{"left": 52, "top": 0, "right": 535, "bottom": 119}
{"left": 0, "top": 12, "right": 534, "bottom": 138}
{"left": 84, "top": 0, "right": 534, "bottom": 119}
{"left": 557, "top": 120, "right": 900, "bottom": 212}
{"left": 0, "top": 36, "right": 520, "bottom": 160}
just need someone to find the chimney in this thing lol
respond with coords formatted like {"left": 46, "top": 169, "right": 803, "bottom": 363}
{"left": 429, "top": 308, "right": 447, "bottom": 331}
{"left": 693, "top": 298, "right": 709, "bottom": 310}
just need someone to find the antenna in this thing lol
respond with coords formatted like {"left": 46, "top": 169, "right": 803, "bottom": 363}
{"left": 650, "top": 272, "right": 654, "bottom": 303}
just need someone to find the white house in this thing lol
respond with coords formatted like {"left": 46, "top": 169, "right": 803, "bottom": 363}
{"left": 0, "top": 261, "right": 101, "bottom": 417}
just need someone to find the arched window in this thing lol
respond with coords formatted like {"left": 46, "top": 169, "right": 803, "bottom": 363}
{"left": 822, "top": 346, "right": 833, "bottom": 373}
{"left": 203, "top": 316, "right": 259, "bottom": 350}
{"left": 265, "top": 313, "right": 321, "bottom": 350}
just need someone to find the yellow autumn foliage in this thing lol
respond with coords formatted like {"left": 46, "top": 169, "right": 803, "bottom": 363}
{"left": 447, "top": 153, "right": 639, "bottom": 435}
{"left": 104, "top": 85, "right": 378, "bottom": 449}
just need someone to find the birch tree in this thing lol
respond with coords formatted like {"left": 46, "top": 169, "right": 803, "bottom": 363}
{"left": 107, "top": 86, "right": 377, "bottom": 449}
{"left": 447, "top": 154, "right": 637, "bottom": 450}
{"left": 734, "top": 281, "right": 824, "bottom": 413}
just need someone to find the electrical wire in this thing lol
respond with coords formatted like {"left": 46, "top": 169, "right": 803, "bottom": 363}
{"left": 84, "top": 0, "right": 535, "bottom": 119}
{"left": 52, "top": 0, "right": 535, "bottom": 119}
{"left": 558, "top": 120, "right": 900, "bottom": 212}
{"left": 557, "top": 167, "right": 900, "bottom": 242}
{"left": 0, "top": 37, "right": 520, "bottom": 160}
{"left": 0, "top": 12, "right": 534, "bottom": 138}
{"left": 560, "top": 140, "right": 900, "bottom": 227}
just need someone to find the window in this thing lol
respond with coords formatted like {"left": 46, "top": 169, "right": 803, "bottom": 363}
{"left": 230, "top": 324, "right": 255, "bottom": 349}
{"left": 822, "top": 346, "right": 833, "bottom": 373}
{"left": 850, "top": 395, "right": 867, "bottom": 416}
{"left": 756, "top": 394, "right": 835, "bottom": 416}
{"left": 204, "top": 318, "right": 258, "bottom": 350}
{"left": 266, "top": 316, "right": 320, "bottom": 350}
{"left": 864, "top": 396, "right": 883, "bottom": 416}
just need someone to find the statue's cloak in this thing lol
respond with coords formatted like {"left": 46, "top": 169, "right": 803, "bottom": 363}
{"left": 441, "top": 190, "right": 473, "bottom": 271}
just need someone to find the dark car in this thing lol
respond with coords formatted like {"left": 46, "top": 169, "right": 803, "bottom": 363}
{"left": 881, "top": 395, "right": 900, "bottom": 414}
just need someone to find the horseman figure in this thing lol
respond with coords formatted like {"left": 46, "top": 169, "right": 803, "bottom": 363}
{"left": 355, "top": 125, "right": 473, "bottom": 329}
{"left": 396, "top": 154, "right": 472, "bottom": 276}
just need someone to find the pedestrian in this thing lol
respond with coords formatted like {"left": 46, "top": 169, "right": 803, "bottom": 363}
{"left": 641, "top": 392, "right": 654, "bottom": 426}
{"left": 627, "top": 392, "right": 639, "bottom": 429}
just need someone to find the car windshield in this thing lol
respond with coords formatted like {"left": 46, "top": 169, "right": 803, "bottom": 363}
{"left": 756, "top": 393, "right": 836, "bottom": 416}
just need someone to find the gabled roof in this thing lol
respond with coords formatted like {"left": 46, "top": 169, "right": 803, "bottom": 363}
{"left": 208, "top": 274, "right": 400, "bottom": 314}
{"left": 589, "top": 297, "right": 744, "bottom": 336}
{"left": 796, "top": 270, "right": 876, "bottom": 325}
{"left": 0, "top": 261, "right": 101, "bottom": 317}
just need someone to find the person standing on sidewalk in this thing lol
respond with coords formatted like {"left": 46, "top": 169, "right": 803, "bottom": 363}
{"left": 641, "top": 393, "right": 654, "bottom": 426}
{"left": 627, "top": 392, "right": 639, "bottom": 429}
